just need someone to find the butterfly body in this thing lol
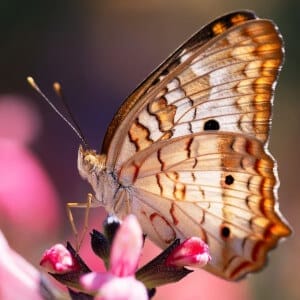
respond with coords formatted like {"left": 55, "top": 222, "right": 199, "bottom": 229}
{"left": 78, "top": 10, "right": 291, "bottom": 280}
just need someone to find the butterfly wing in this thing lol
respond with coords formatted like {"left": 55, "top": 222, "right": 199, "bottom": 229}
{"left": 117, "top": 132, "right": 291, "bottom": 280}
{"left": 100, "top": 11, "right": 291, "bottom": 279}
{"left": 103, "top": 11, "right": 282, "bottom": 166}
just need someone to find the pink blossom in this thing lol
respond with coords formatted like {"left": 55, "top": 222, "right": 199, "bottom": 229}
{"left": 0, "top": 139, "right": 60, "bottom": 235}
{"left": 109, "top": 215, "right": 143, "bottom": 277}
{"left": 40, "top": 244, "right": 80, "bottom": 274}
{"left": 0, "top": 230, "right": 43, "bottom": 299}
{"left": 81, "top": 215, "right": 148, "bottom": 300}
{"left": 0, "top": 95, "right": 41, "bottom": 144}
{"left": 165, "top": 237, "right": 211, "bottom": 268}
{"left": 0, "top": 96, "right": 61, "bottom": 251}
{"left": 83, "top": 273, "right": 147, "bottom": 300}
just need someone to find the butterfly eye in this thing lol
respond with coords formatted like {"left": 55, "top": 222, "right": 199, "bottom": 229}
{"left": 203, "top": 119, "right": 220, "bottom": 131}
{"left": 83, "top": 154, "right": 98, "bottom": 172}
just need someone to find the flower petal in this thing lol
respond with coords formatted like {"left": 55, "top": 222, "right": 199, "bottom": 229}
{"left": 165, "top": 237, "right": 211, "bottom": 268}
{"left": 0, "top": 139, "right": 60, "bottom": 236}
{"left": 0, "top": 231, "right": 43, "bottom": 299}
{"left": 96, "top": 276, "right": 148, "bottom": 300}
{"left": 40, "top": 244, "right": 80, "bottom": 274}
{"left": 0, "top": 95, "right": 41, "bottom": 144}
{"left": 81, "top": 272, "right": 113, "bottom": 291}
{"left": 110, "top": 215, "right": 143, "bottom": 277}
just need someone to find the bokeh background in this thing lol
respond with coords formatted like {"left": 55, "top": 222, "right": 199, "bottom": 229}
{"left": 0, "top": 1, "right": 298, "bottom": 299}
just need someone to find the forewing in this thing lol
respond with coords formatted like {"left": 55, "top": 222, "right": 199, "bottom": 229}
{"left": 102, "top": 11, "right": 283, "bottom": 168}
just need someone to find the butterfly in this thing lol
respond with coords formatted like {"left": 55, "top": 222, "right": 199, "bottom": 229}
{"left": 77, "top": 10, "right": 291, "bottom": 280}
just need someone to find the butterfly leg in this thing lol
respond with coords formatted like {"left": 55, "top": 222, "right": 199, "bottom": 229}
{"left": 66, "top": 193, "right": 97, "bottom": 250}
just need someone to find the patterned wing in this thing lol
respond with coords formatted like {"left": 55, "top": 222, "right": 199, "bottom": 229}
{"left": 117, "top": 132, "right": 291, "bottom": 280}
{"left": 100, "top": 11, "right": 291, "bottom": 280}
{"left": 102, "top": 11, "right": 283, "bottom": 168}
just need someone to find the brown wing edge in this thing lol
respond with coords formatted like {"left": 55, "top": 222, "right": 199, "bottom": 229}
{"left": 101, "top": 10, "right": 258, "bottom": 153}
{"left": 220, "top": 220, "right": 292, "bottom": 281}
{"left": 207, "top": 212, "right": 292, "bottom": 281}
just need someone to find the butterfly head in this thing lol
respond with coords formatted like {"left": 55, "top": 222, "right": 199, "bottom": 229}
{"left": 77, "top": 145, "right": 119, "bottom": 210}
{"left": 77, "top": 145, "right": 106, "bottom": 182}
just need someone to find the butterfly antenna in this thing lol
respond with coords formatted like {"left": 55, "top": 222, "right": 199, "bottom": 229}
{"left": 52, "top": 81, "right": 89, "bottom": 147}
{"left": 27, "top": 76, "right": 89, "bottom": 149}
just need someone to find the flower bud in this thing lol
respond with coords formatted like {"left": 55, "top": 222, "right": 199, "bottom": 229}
{"left": 165, "top": 237, "right": 211, "bottom": 268}
{"left": 40, "top": 244, "right": 80, "bottom": 274}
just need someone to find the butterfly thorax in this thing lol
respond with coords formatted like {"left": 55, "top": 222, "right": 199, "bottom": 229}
{"left": 77, "top": 145, "right": 120, "bottom": 212}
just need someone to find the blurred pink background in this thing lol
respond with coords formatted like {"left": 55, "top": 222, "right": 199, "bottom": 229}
{"left": 0, "top": 1, "right": 298, "bottom": 299}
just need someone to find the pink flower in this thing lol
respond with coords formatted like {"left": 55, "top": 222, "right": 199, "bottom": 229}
{"left": 40, "top": 244, "right": 80, "bottom": 274}
{"left": 0, "top": 139, "right": 60, "bottom": 235}
{"left": 0, "top": 230, "right": 43, "bottom": 299}
{"left": 109, "top": 215, "right": 143, "bottom": 277}
{"left": 81, "top": 215, "right": 148, "bottom": 300}
{"left": 165, "top": 237, "right": 211, "bottom": 268}
{"left": 82, "top": 274, "right": 147, "bottom": 300}
{"left": 0, "top": 95, "right": 41, "bottom": 144}
{"left": 0, "top": 96, "right": 61, "bottom": 248}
